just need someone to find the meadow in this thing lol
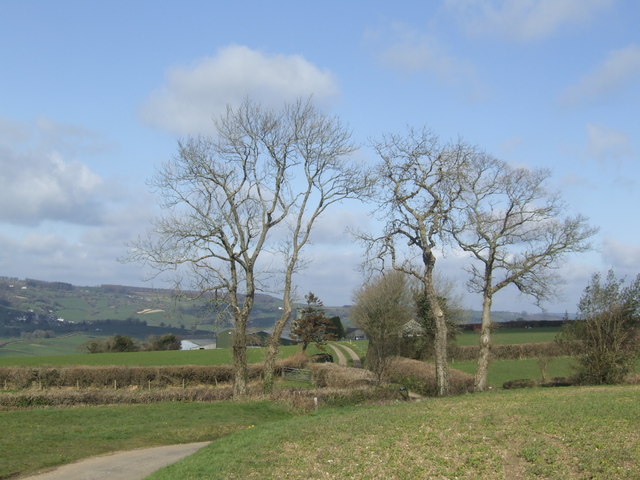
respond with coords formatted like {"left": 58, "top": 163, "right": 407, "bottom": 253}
{"left": 143, "top": 385, "right": 640, "bottom": 480}
{"left": 2, "top": 385, "right": 638, "bottom": 479}
{"left": 0, "top": 344, "right": 306, "bottom": 367}
{"left": 2, "top": 327, "right": 639, "bottom": 479}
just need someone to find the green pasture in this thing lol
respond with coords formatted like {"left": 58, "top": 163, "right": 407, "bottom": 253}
{"left": 452, "top": 356, "right": 576, "bottom": 387}
{"left": 0, "top": 344, "right": 304, "bottom": 367}
{"left": 0, "top": 334, "right": 94, "bottom": 358}
{"left": 455, "top": 326, "right": 562, "bottom": 346}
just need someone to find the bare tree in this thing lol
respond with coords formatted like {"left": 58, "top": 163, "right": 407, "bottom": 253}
{"left": 259, "top": 102, "right": 365, "bottom": 393}
{"left": 351, "top": 270, "right": 414, "bottom": 382}
{"left": 359, "top": 127, "right": 478, "bottom": 396}
{"left": 131, "top": 99, "right": 358, "bottom": 397}
{"left": 131, "top": 98, "right": 363, "bottom": 396}
{"left": 450, "top": 156, "right": 597, "bottom": 391}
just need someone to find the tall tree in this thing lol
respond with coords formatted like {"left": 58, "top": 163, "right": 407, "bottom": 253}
{"left": 132, "top": 98, "right": 362, "bottom": 396}
{"left": 449, "top": 156, "right": 597, "bottom": 391}
{"left": 359, "top": 127, "right": 477, "bottom": 396}
{"left": 260, "top": 101, "right": 365, "bottom": 393}
{"left": 131, "top": 99, "right": 353, "bottom": 396}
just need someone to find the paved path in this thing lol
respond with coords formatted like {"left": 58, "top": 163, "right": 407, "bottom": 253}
{"left": 20, "top": 442, "right": 210, "bottom": 480}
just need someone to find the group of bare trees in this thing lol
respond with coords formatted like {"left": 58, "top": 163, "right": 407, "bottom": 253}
{"left": 132, "top": 97, "right": 596, "bottom": 397}
{"left": 131, "top": 98, "right": 367, "bottom": 396}
{"left": 355, "top": 128, "right": 595, "bottom": 394}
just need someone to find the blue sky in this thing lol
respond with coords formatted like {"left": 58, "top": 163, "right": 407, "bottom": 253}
{"left": 1, "top": 0, "right": 638, "bottom": 313}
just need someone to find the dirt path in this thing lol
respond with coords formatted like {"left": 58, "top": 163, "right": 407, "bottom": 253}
{"left": 327, "top": 343, "right": 361, "bottom": 368}
{"left": 339, "top": 343, "right": 362, "bottom": 368}
{"left": 20, "top": 442, "right": 210, "bottom": 480}
{"left": 326, "top": 344, "right": 348, "bottom": 366}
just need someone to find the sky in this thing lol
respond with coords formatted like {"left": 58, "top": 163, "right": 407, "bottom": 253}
{"left": 1, "top": 0, "right": 639, "bottom": 314}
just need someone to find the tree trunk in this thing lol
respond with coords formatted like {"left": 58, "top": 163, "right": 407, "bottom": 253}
{"left": 474, "top": 293, "right": 493, "bottom": 392}
{"left": 232, "top": 328, "right": 248, "bottom": 397}
{"left": 425, "top": 281, "right": 449, "bottom": 396}
{"left": 262, "top": 302, "right": 292, "bottom": 394}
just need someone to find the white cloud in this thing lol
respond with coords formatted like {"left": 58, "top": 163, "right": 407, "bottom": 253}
{"left": 371, "top": 23, "right": 486, "bottom": 100}
{"left": 601, "top": 238, "right": 640, "bottom": 274}
{"left": 0, "top": 118, "right": 114, "bottom": 226}
{"left": 140, "top": 45, "right": 339, "bottom": 136}
{"left": 446, "top": 0, "right": 613, "bottom": 41}
{"left": 0, "top": 196, "right": 157, "bottom": 287}
{"left": 586, "top": 123, "right": 634, "bottom": 163}
{"left": 561, "top": 44, "right": 640, "bottom": 105}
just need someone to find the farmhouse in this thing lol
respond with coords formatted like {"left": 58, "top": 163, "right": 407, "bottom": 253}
{"left": 180, "top": 338, "right": 216, "bottom": 350}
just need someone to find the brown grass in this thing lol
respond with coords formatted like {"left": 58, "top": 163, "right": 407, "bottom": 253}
{"left": 0, "top": 364, "right": 268, "bottom": 389}
{"left": 384, "top": 357, "right": 475, "bottom": 396}
{"left": 308, "top": 363, "right": 376, "bottom": 388}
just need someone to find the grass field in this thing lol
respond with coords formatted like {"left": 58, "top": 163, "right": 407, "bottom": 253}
{"left": 0, "top": 344, "right": 305, "bottom": 367}
{"left": 144, "top": 385, "right": 640, "bottom": 480}
{"left": 452, "top": 357, "right": 575, "bottom": 387}
{"left": 4, "top": 385, "right": 634, "bottom": 480}
{"left": 0, "top": 401, "right": 294, "bottom": 478}
{"left": 455, "top": 326, "right": 562, "bottom": 346}
{"left": 0, "top": 333, "right": 95, "bottom": 358}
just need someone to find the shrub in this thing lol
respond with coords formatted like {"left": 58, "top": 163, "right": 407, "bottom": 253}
{"left": 144, "top": 334, "right": 181, "bottom": 351}
{"left": 560, "top": 270, "right": 640, "bottom": 385}
{"left": 309, "top": 363, "right": 375, "bottom": 388}
{"left": 383, "top": 357, "right": 474, "bottom": 396}
{"left": 502, "top": 378, "right": 537, "bottom": 389}
{"left": 276, "top": 352, "right": 310, "bottom": 370}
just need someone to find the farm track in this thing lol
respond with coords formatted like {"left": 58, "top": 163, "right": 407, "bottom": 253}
{"left": 327, "top": 343, "right": 362, "bottom": 368}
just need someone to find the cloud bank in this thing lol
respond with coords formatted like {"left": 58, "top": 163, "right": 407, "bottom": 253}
{"left": 140, "top": 45, "right": 339, "bottom": 135}
{"left": 0, "top": 118, "right": 112, "bottom": 226}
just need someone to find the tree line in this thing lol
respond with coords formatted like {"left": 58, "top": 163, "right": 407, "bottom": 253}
{"left": 83, "top": 333, "right": 182, "bottom": 353}
{"left": 128, "top": 97, "right": 636, "bottom": 398}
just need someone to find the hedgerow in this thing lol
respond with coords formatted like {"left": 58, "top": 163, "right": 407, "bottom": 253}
{"left": 449, "top": 341, "right": 568, "bottom": 361}
{"left": 383, "top": 357, "right": 475, "bottom": 396}
{"left": 0, "top": 364, "right": 266, "bottom": 389}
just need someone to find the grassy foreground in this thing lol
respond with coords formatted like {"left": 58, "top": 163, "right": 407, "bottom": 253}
{"left": 146, "top": 385, "right": 640, "bottom": 480}
{"left": 0, "top": 401, "right": 293, "bottom": 478}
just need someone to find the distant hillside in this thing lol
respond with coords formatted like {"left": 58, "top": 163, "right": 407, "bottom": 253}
{"left": 0, "top": 277, "right": 568, "bottom": 341}
{"left": 0, "top": 277, "right": 285, "bottom": 338}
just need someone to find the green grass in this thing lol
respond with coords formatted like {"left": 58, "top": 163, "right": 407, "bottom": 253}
{"left": 456, "top": 326, "right": 562, "bottom": 346}
{"left": 0, "top": 334, "right": 95, "bottom": 358}
{"left": 145, "top": 385, "right": 640, "bottom": 480}
{"left": 451, "top": 356, "right": 576, "bottom": 387}
{"left": 0, "top": 401, "right": 294, "bottom": 478}
{"left": 0, "top": 345, "right": 303, "bottom": 367}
